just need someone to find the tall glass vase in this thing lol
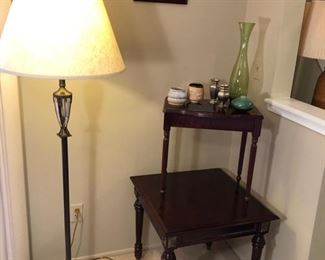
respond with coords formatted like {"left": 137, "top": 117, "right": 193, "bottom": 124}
{"left": 229, "top": 22, "right": 255, "bottom": 99}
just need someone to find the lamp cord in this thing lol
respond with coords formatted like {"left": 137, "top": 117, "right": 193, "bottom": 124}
{"left": 70, "top": 211, "right": 114, "bottom": 260}
{"left": 71, "top": 211, "right": 80, "bottom": 248}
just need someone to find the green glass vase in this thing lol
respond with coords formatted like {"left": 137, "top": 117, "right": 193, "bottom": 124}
{"left": 229, "top": 22, "right": 255, "bottom": 99}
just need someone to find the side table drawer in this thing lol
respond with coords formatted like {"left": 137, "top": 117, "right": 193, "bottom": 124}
{"left": 166, "top": 224, "right": 256, "bottom": 248}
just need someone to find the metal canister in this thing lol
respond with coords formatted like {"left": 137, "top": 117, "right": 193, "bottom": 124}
{"left": 209, "top": 78, "right": 220, "bottom": 104}
{"left": 218, "top": 83, "right": 230, "bottom": 108}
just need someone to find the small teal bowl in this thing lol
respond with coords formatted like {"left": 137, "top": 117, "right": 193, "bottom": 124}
{"left": 231, "top": 96, "right": 253, "bottom": 111}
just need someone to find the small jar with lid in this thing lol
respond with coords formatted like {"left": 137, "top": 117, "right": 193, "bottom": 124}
{"left": 188, "top": 83, "right": 204, "bottom": 103}
{"left": 218, "top": 83, "right": 230, "bottom": 108}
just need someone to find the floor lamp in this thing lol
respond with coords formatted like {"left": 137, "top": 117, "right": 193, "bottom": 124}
{"left": 0, "top": 1, "right": 125, "bottom": 259}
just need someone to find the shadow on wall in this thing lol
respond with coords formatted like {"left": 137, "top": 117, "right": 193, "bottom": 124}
{"left": 248, "top": 16, "right": 292, "bottom": 260}
{"left": 172, "top": 129, "right": 202, "bottom": 172}
{"left": 249, "top": 16, "right": 271, "bottom": 105}
{"left": 106, "top": 1, "right": 174, "bottom": 63}
{"left": 104, "top": 0, "right": 242, "bottom": 173}
{"left": 248, "top": 15, "right": 306, "bottom": 260}
{"left": 81, "top": 84, "right": 105, "bottom": 255}
{"left": 105, "top": 0, "right": 244, "bottom": 103}
{"left": 75, "top": 2, "right": 174, "bottom": 253}
{"left": 105, "top": 0, "right": 175, "bottom": 103}
{"left": 68, "top": 0, "right": 240, "bottom": 256}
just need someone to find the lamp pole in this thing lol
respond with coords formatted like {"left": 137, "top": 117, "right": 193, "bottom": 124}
{"left": 53, "top": 79, "right": 72, "bottom": 260}
{"left": 61, "top": 136, "right": 71, "bottom": 260}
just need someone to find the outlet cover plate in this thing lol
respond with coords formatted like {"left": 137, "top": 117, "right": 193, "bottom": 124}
{"left": 70, "top": 203, "right": 83, "bottom": 223}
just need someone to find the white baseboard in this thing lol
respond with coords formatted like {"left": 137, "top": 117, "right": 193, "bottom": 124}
{"left": 72, "top": 244, "right": 161, "bottom": 260}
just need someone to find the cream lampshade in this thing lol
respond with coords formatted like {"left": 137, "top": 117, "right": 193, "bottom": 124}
{"left": 0, "top": 0, "right": 125, "bottom": 78}
{"left": 299, "top": 0, "right": 325, "bottom": 109}
{"left": 0, "top": 1, "right": 125, "bottom": 259}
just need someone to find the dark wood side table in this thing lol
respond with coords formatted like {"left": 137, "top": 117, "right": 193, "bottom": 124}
{"left": 130, "top": 99, "right": 279, "bottom": 260}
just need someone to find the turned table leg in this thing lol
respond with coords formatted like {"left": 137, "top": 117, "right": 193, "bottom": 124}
{"left": 245, "top": 135, "right": 259, "bottom": 199}
{"left": 134, "top": 193, "right": 144, "bottom": 259}
{"left": 161, "top": 127, "right": 170, "bottom": 194}
{"left": 161, "top": 249, "right": 176, "bottom": 260}
{"left": 246, "top": 119, "right": 262, "bottom": 199}
{"left": 251, "top": 224, "right": 266, "bottom": 260}
{"left": 236, "top": 131, "right": 247, "bottom": 192}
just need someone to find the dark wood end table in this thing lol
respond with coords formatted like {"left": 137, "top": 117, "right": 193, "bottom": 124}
{"left": 130, "top": 99, "right": 279, "bottom": 259}
{"left": 162, "top": 99, "right": 264, "bottom": 198}
{"left": 131, "top": 169, "right": 279, "bottom": 259}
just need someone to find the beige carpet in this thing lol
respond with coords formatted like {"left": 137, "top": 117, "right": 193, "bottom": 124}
{"left": 109, "top": 242, "right": 239, "bottom": 260}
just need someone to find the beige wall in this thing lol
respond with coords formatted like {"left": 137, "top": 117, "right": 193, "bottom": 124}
{"left": 229, "top": 118, "right": 325, "bottom": 260}
{"left": 0, "top": 0, "right": 30, "bottom": 259}
{"left": 20, "top": 0, "right": 247, "bottom": 259}
{"left": 19, "top": 1, "right": 325, "bottom": 260}
{"left": 0, "top": 74, "right": 30, "bottom": 260}
{"left": 228, "top": 1, "right": 325, "bottom": 260}
{"left": 309, "top": 168, "right": 325, "bottom": 260}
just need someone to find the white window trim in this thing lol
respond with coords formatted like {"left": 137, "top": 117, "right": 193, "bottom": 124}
{"left": 265, "top": 97, "right": 325, "bottom": 136}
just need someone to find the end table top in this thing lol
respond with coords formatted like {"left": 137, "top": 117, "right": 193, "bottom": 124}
{"left": 163, "top": 99, "right": 263, "bottom": 120}
{"left": 131, "top": 169, "right": 279, "bottom": 235}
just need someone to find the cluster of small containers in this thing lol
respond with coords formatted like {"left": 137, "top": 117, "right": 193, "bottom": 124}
{"left": 167, "top": 79, "right": 230, "bottom": 107}
{"left": 167, "top": 79, "right": 253, "bottom": 111}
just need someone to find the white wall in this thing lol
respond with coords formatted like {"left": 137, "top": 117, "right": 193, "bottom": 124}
{"left": 20, "top": 0, "right": 247, "bottom": 259}
{"left": 228, "top": 1, "right": 325, "bottom": 260}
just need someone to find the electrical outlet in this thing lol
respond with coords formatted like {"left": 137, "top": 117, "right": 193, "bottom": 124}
{"left": 70, "top": 203, "right": 83, "bottom": 223}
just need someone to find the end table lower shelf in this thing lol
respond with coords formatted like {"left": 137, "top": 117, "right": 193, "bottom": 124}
{"left": 130, "top": 168, "right": 279, "bottom": 260}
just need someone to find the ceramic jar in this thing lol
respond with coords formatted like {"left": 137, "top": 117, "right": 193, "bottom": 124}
{"left": 188, "top": 83, "right": 204, "bottom": 103}
{"left": 167, "top": 87, "right": 187, "bottom": 106}
{"left": 230, "top": 96, "right": 253, "bottom": 111}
